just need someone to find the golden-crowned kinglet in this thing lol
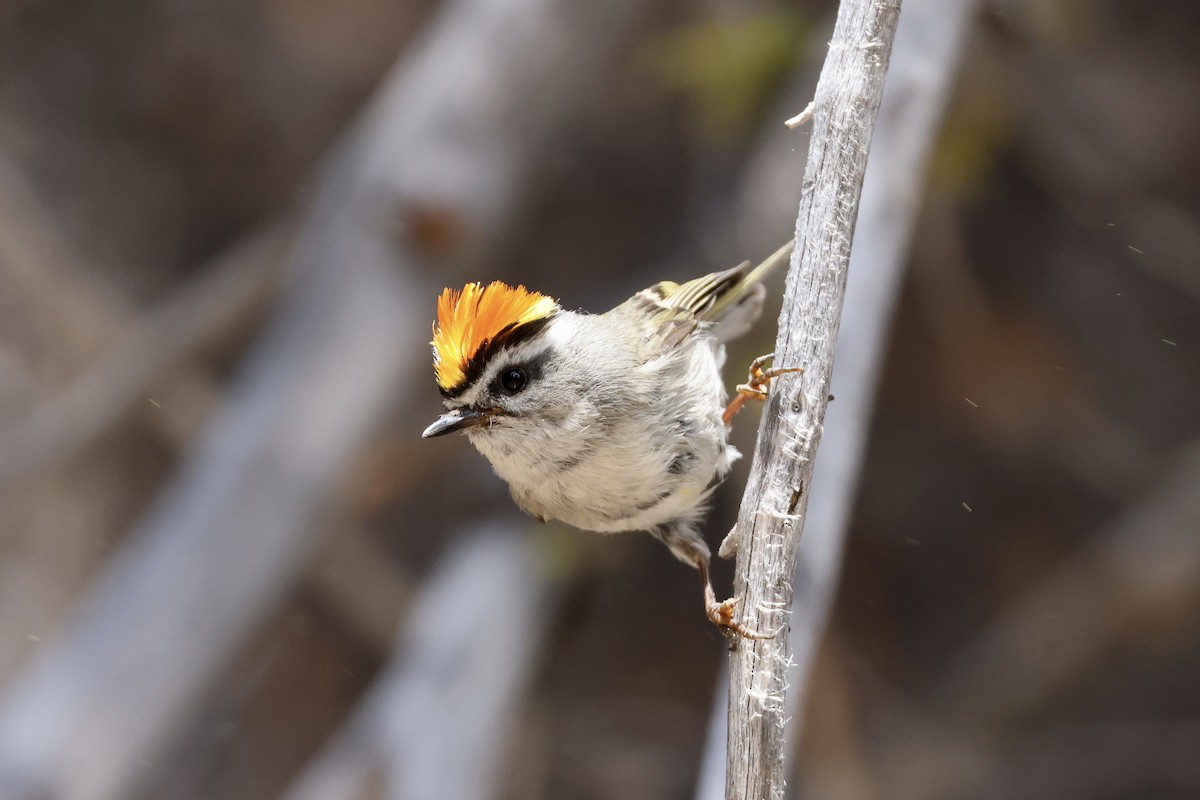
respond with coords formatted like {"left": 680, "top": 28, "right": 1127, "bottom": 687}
{"left": 422, "top": 241, "right": 797, "bottom": 638}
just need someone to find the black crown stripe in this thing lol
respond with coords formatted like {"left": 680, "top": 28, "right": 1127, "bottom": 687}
{"left": 439, "top": 312, "right": 555, "bottom": 398}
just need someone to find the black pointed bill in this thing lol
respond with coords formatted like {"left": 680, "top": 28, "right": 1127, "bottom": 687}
{"left": 422, "top": 407, "right": 493, "bottom": 438}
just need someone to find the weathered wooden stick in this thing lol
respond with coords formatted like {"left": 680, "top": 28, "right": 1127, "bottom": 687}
{"left": 779, "top": 0, "right": 978, "bottom": 763}
{"left": 696, "top": 0, "right": 977, "bottom": 795}
{"left": 723, "top": 1, "right": 902, "bottom": 798}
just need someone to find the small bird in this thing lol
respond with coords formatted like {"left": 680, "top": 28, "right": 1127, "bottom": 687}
{"left": 422, "top": 241, "right": 798, "bottom": 637}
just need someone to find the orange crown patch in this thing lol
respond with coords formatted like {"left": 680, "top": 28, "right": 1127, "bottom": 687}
{"left": 431, "top": 281, "right": 559, "bottom": 393}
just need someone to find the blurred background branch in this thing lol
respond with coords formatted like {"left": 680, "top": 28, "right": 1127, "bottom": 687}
{"left": 872, "top": 439, "right": 1200, "bottom": 800}
{"left": 0, "top": 160, "right": 290, "bottom": 487}
{"left": 0, "top": 0, "right": 1196, "bottom": 798}
{"left": 284, "top": 526, "right": 553, "bottom": 800}
{"left": 0, "top": 0, "right": 639, "bottom": 796}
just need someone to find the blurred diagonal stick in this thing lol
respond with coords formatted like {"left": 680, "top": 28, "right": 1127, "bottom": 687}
{"left": 308, "top": 515, "right": 415, "bottom": 652}
{"left": 0, "top": 154, "right": 123, "bottom": 368}
{"left": 283, "top": 527, "right": 552, "bottom": 800}
{"left": 941, "top": 440, "right": 1200, "bottom": 730}
{"left": 0, "top": 154, "right": 289, "bottom": 481}
{"left": 697, "top": 2, "right": 980, "bottom": 796}
{"left": 876, "top": 440, "right": 1200, "bottom": 800}
{"left": 719, "top": 0, "right": 901, "bottom": 797}
{"left": 0, "top": 0, "right": 640, "bottom": 797}
{"left": 0, "top": 221, "right": 290, "bottom": 488}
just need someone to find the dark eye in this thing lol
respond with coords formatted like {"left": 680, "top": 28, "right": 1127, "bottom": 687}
{"left": 499, "top": 367, "right": 528, "bottom": 394}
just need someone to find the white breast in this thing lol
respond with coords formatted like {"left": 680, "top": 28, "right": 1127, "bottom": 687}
{"left": 469, "top": 320, "right": 736, "bottom": 535}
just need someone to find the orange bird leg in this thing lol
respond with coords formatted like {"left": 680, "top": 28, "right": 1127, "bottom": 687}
{"left": 696, "top": 556, "right": 774, "bottom": 640}
{"left": 722, "top": 353, "right": 804, "bottom": 426}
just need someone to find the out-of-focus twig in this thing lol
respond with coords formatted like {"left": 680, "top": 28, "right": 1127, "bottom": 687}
{"left": 0, "top": 219, "right": 290, "bottom": 488}
{"left": 307, "top": 516, "right": 414, "bottom": 652}
{"left": 0, "top": 153, "right": 288, "bottom": 472}
{"left": 283, "top": 527, "right": 552, "bottom": 800}
{"left": 941, "top": 440, "right": 1200, "bottom": 729}
{"left": 723, "top": 1, "right": 901, "bottom": 797}
{"left": 0, "top": 0, "right": 641, "bottom": 797}
{"left": 0, "top": 154, "right": 124, "bottom": 370}
{"left": 875, "top": 440, "right": 1200, "bottom": 800}
{"left": 0, "top": 152, "right": 289, "bottom": 689}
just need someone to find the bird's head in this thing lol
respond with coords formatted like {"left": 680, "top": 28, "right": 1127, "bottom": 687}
{"left": 422, "top": 280, "right": 567, "bottom": 440}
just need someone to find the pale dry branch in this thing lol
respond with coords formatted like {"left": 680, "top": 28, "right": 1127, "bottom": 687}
{"left": 780, "top": 0, "right": 978, "bottom": 759}
{"left": 723, "top": 1, "right": 903, "bottom": 798}
{"left": 696, "top": 1, "right": 978, "bottom": 796}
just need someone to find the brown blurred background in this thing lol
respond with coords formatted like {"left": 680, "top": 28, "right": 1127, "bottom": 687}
{"left": 0, "top": 0, "right": 1197, "bottom": 798}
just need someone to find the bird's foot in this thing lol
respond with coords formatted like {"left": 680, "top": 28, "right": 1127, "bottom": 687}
{"left": 722, "top": 353, "right": 804, "bottom": 425}
{"left": 706, "top": 594, "right": 774, "bottom": 640}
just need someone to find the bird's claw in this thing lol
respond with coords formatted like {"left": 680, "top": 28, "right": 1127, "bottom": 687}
{"left": 722, "top": 353, "right": 804, "bottom": 425}
{"left": 706, "top": 595, "right": 774, "bottom": 640}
